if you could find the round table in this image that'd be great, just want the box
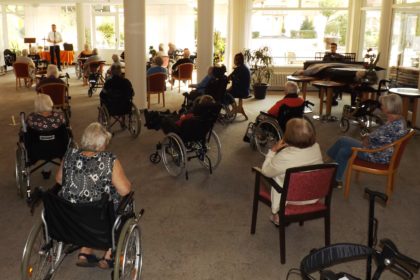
[389,88,420,128]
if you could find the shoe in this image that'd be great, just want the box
[334,181,343,189]
[270,214,280,227]
[332,100,339,106]
[98,258,114,269]
[76,253,98,267]
[41,171,51,180]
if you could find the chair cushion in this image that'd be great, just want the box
[353,158,389,170]
[284,202,326,216]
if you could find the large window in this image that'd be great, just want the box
[92,5,124,50]
[6,5,24,52]
[360,1,381,55]
[250,0,349,66]
[388,1,420,67]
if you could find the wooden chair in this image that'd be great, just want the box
[147,73,167,109]
[13,62,33,89]
[344,129,415,204]
[250,164,337,264]
[38,82,71,122]
[171,63,193,93]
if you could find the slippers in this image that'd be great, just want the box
[76,253,98,267]
[98,257,114,269]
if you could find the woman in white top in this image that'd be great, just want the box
[261,118,323,226]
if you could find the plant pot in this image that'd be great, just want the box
[253,83,269,99]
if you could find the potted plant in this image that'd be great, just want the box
[243,46,273,99]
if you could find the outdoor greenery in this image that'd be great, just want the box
[97,22,115,46]
[213,30,225,64]
[243,46,273,85]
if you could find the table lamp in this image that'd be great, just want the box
[24,37,36,50]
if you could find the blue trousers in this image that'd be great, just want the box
[326,136,368,181]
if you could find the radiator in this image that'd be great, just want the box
[269,72,290,90]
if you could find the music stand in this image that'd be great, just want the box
[24,37,36,50]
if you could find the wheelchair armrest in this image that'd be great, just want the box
[259,111,275,118]
[116,191,134,215]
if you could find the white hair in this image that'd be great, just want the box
[21,49,29,57]
[46,64,59,78]
[34,94,53,113]
[284,81,300,95]
[81,122,112,152]
[380,93,402,115]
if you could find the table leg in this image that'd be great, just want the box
[326,88,333,116]
[319,88,324,116]
[402,97,409,122]
[301,82,307,100]
[411,98,418,128]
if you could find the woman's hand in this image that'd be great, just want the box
[271,139,287,153]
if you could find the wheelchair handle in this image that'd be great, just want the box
[365,188,388,204]
[304,100,315,107]
[380,239,420,270]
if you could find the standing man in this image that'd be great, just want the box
[47,24,63,71]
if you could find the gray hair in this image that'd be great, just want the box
[21,49,29,57]
[34,94,53,113]
[380,93,402,115]
[81,122,112,152]
[92,48,98,55]
[46,64,59,78]
[284,81,300,95]
[153,56,163,66]
[112,54,119,63]
[158,43,164,51]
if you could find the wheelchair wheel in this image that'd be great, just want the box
[198,130,222,170]
[339,118,350,133]
[113,219,142,280]
[128,104,141,138]
[220,103,237,123]
[75,63,82,79]
[98,105,110,129]
[161,133,186,177]
[21,218,58,280]
[15,146,29,198]
[254,119,281,156]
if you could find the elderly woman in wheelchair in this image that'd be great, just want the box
[21,122,143,280]
[15,94,70,197]
[146,95,222,179]
[98,64,141,138]
[244,81,314,155]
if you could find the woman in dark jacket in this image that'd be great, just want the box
[227,53,251,98]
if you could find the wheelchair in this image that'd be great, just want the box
[149,104,222,180]
[21,187,144,280]
[37,79,71,123]
[98,95,141,138]
[245,101,314,156]
[15,112,73,198]
[85,60,106,97]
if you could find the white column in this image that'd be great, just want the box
[76,3,85,52]
[347,0,362,58]
[377,0,393,69]
[197,0,214,81]
[124,0,147,109]
[227,0,251,71]
[2,5,9,49]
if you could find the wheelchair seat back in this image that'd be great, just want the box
[42,188,115,250]
[38,83,68,107]
[277,104,305,132]
[24,125,70,165]
[180,103,221,142]
[205,76,228,103]
[101,90,132,116]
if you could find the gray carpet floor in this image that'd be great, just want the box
[0,67,419,280]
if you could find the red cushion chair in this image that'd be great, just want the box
[250,163,337,264]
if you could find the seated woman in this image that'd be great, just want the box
[27,94,66,179]
[83,48,103,85]
[147,56,168,77]
[326,93,407,188]
[227,52,251,99]
[267,81,304,118]
[15,49,36,81]
[144,95,217,135]
[261,118,323,226]
[55,122,132,268]
[100,64,134,116]
[78,43,93,58]
[170,48,193,84]
[36,64,65,92]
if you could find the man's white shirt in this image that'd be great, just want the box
[47,31,62,46]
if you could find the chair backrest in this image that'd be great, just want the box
[87,61,105,73]
[13,62,30,78]
[314,52,355,62]
[178,63,194,80]
[180,103,222,142]
[38,83,68,106]
[42,188,115,249]
[25,125,70,164]
[277,103,305,132]
[281,164,337,205]
[147,73,167,92]
[390,129,415,170]
[204,76,228,103]
[161,56,170,68]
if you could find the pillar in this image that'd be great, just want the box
[196,0,214,81]
[124,0,147,109]
[377,0,393,69]
[76,3,85,52]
